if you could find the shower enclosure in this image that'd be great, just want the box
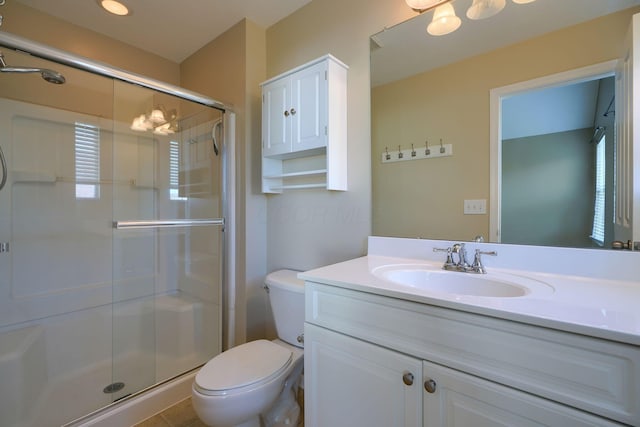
[0,33,229,427]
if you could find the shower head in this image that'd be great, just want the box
[40,69,66,85]
[0,53,66,84]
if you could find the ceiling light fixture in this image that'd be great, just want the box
[406,0,536,36]
[98,0,131,16]
[130,106,178,135]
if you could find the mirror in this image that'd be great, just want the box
[371,0,640,250]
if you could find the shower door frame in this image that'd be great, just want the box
[0,28,236,421]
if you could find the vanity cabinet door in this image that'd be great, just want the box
[305,323,422,427]
[422,361,624,427]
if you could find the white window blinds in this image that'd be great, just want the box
[591,135,606,245]
[169,140,185,200]
[75,122,100,199]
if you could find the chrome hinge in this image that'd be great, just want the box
[325,70,327,80]
[0,242,8,253]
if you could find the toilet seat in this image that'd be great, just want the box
[194,339,292,396]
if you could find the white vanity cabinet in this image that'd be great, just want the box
[305,323,422,427]
[261,55,347,193]
[304,281,639,427]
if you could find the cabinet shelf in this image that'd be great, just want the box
[269,183,328,191]
[263,169,327,180]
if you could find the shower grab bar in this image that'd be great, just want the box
[113,218,224,229]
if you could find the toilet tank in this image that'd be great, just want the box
[265,269,305,348]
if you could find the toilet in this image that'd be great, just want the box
[192,269,305,427]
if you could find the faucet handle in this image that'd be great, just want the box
[472,249,497,274]
[433,247,455,268]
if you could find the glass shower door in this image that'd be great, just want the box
[110,81,224,400]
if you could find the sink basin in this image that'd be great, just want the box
[372,265,552,298]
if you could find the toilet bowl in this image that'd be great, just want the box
[192,270,305,427]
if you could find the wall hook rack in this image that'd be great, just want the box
[381,141,453,164]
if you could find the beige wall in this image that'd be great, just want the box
[264,0,412,272]
[372,7,639,241]
[2,2,180,84]
[179,19,269,345]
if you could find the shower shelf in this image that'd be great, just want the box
[11,171,157,189]
[12,170,56,183]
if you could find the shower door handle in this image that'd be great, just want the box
[0,145,7,191]
[113,218,225,229]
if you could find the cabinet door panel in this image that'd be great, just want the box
[423,361,624,427]
[305,323,422,427]
[262,78,290,157]
[291,61,328,152]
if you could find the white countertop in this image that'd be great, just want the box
[299,251,640,346]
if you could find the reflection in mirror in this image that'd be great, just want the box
[371,0,640,250]
[497,74,615,248]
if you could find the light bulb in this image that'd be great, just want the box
[98,0,130,16]
[405,0,447,11]
[150,109,165,124]
[467,0,506,20]
[427,3,461,36]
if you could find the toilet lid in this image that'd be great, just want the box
[196,340,292,393]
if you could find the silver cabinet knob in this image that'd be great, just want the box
[297,334,304,343]
[424,379,437,393]
[284,110,290,117]
[402,372,414,386]
[290,108,296,115]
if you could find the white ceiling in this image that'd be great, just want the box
[14,0,312,63]
[371,0,640,87]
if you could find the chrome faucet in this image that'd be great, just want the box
[433,243,497,274]
[471,249,497,274]
[452,243,469,270]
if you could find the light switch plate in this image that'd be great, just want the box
[464,199,486,215]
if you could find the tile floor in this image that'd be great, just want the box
[133,390,304,427]
[133,398,206,427]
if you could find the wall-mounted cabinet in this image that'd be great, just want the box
[261,55,347,193]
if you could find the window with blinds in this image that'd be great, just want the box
[75,122,100,199]
[591,135,606,245]
[169,140,186,201]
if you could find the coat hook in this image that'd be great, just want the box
[398,145,403,159]
[425,140,430,156]
[385,146,390,161]
[439,138,445,154]
[411,144,416,157]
